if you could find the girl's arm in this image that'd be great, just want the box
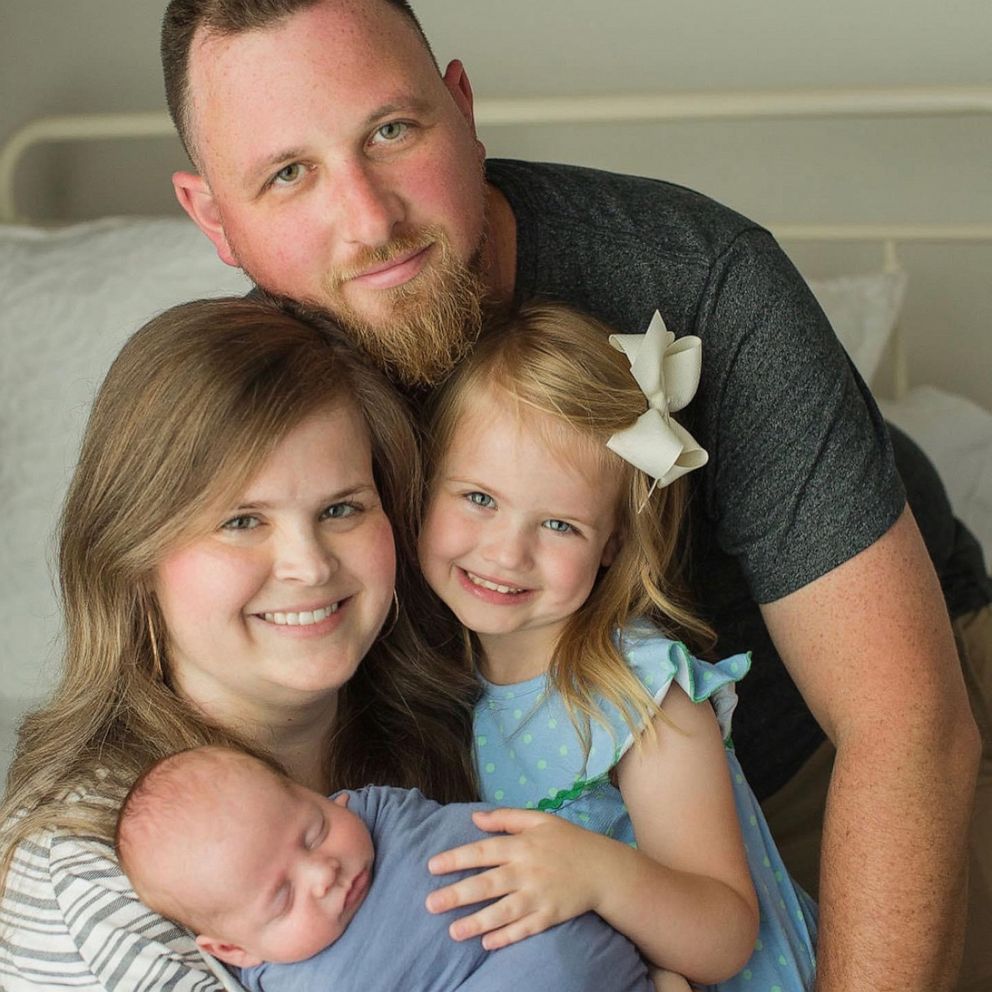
[427,685,757,984]
[603,683,758,981]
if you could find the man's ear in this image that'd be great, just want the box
[172,171,239,268]
[441,60,485,155]
[196,933,262,969]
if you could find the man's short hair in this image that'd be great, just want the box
[161,0,436,163]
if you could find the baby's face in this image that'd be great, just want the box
[205,776,374,966]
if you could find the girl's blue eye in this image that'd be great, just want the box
[466,492,495,509]
[543,519,573,534]
[322,502,357,520]
[222,514,259,531]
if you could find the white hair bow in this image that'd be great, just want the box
[606,310,708,491]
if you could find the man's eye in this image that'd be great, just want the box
[374,121,409,143]
[221,514,259,531]
[466,492,495,509]
[543,519,574,534]
[272,163,305,186]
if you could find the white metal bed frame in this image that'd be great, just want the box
[3,84,991,397]
[4,84,991,225]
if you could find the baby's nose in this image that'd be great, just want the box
[310,857,340,898]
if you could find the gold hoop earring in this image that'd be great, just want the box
[146,607,164,682]
[380,589,401,640]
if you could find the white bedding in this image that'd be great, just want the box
[0,219,250,782]
[1,217,990,784]
[880,386,992,560]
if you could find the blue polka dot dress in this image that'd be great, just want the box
[473,623,818,991]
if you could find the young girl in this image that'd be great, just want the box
[419,302,818,991]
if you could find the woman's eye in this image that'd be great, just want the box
[543,519,574,534]
[221,514,259,531]
[272,162,305,186]
[373,121,409,143]
[322,502,358,520]
[466,492,495,509]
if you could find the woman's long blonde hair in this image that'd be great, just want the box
[1,297,478,890]
[424,301,714,747]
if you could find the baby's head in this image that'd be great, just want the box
[116,747,375,968]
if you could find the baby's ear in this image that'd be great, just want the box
[333,792,350,808]
[195,933,262,969]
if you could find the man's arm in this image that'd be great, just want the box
[762,505,980,992]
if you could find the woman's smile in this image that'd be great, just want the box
[155,403,396,721]
[259,599,346,626]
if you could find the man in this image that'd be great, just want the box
[161,2,990,990]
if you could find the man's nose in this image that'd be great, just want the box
[335,161,405,248]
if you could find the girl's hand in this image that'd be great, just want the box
[425,807,607,949]
[649,967,694,992]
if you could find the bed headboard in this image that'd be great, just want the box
[4,83,990,404]
[5,83,992,225]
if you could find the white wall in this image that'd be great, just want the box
[1,0,990,407]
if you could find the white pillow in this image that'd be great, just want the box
[0,217,250,706]
[806,270,908,385]
[879,386,992,566]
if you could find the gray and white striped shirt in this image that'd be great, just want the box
[0,825,231,991]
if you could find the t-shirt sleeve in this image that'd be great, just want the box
[0,831,224,992]
[696,228,905,603]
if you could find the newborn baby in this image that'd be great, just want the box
[115,746,652,992]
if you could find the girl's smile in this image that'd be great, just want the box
[458,566,533,601]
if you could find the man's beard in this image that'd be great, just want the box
[246,226,488,390]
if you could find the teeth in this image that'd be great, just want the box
[263,603,340,626]
[465,571,524,595]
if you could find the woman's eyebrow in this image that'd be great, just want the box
[230,484,378,512]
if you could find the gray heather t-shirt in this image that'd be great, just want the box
[238,786,650,992]
[486,159,991,797]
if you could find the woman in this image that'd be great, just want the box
[0,298,477,991]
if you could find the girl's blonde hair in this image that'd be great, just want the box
[424,301,714,746]
[1,297,477,891]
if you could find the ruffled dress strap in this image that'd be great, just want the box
[618,623,751,747]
